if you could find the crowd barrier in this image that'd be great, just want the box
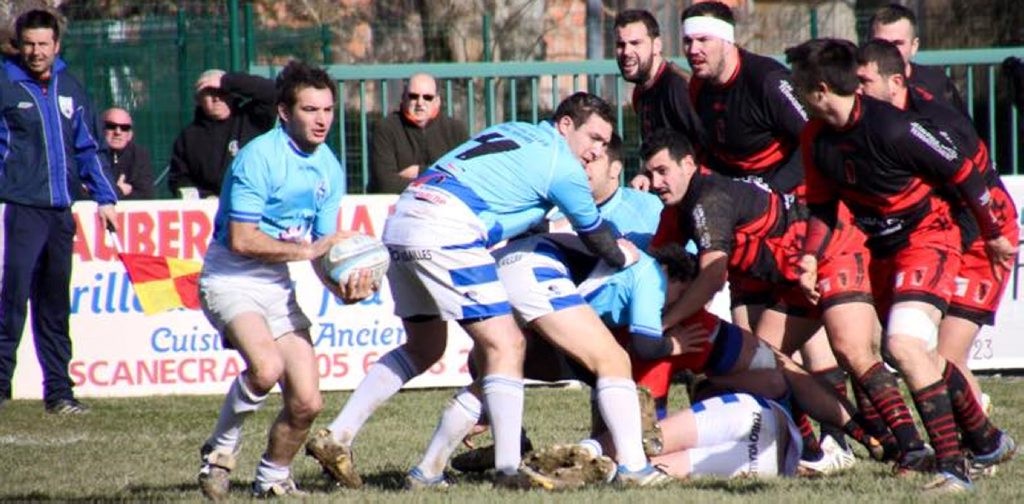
[10,183,1024,399]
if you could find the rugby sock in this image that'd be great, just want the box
[858,362,925,453]
[814,367,851,449]
[209,374,267,451]
[911,380,965,474]
[851,378,897,446]
[415,387,482,479]
[942,362,1001,455]
[794,408,823,461]
[596,378,647,472]
[482,374,524,475]
[328,347,419,445]
[253,454,291,489]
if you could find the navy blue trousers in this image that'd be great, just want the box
[0,203,76,402]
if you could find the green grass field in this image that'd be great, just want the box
[1,377,1021,502]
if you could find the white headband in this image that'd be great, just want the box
[682,16,735,44]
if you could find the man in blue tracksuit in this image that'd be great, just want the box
[0,10,118,414]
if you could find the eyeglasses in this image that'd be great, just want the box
[104,122,132,132]
[407,93,436,102]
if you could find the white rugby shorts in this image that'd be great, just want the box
[386,244,512,321]
[493,236,587,323]
[199,272,311,339]
[687,393,802,477]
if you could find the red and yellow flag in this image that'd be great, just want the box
[117,253,202,315]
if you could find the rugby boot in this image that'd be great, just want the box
[305,428,362,488]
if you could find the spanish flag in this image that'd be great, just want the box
[118,253,202,315]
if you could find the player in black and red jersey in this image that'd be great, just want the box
[869,3,967,115]
[614,9,704,148]
[671,5,863,460]
[788,38,1017,493]
[677,1,807,196]
[856,38,1019,470]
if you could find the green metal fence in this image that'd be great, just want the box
[252,47,1024,193]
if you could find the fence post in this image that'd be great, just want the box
[244,2,256,70]
[177,9,190,127]
[321,23,333,64]
[586,0,602,92]
[809,6,818,39]
[483,14,494,126]
[228,0,241,72]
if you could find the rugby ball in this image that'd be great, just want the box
[318,234,390,285]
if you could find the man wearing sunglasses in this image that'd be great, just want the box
[101,108,154,200]
[367,73,468,193]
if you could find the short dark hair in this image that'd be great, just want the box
[607,132,623,166]
[870,4,917,30]
[639,128,695,164]
[276,60,337,109]
[552,92,615,129]
[16,9,61,42]
[614,9,660,38]
[858,39,906,80]
[650,243,699,282]
[681,1,735,25]
[785,38,861,97]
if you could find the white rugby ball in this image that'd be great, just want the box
[319,234,390,285]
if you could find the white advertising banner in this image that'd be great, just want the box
[10,179,1024,399]
[971,175,1024,370]
[11,196,473,399]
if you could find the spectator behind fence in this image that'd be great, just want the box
[367,73,468,193]
[168,69,276,199]
[0,9,118,415]
[101,107,154,199]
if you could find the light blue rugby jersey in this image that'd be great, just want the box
[211,125,345,246]
[594,187,662,251]
[422,121,604,246]
[582,253,666,339]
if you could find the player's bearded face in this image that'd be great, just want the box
[855,63,892,103]
[280,86,336,152]
[615,23,658,84]
[646,149,689,206]
[684,34,727,81]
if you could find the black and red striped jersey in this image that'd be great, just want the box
[689,49,808,194]
[801,95,997,257]
[632,61,706,146]
[658,169,807,282]
[908,62,967,117]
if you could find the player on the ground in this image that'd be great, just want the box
[788,38,1017,492]
[306,92,640,489]
[856,38,1019,467]
[195,60,376,500]
[869,3,967,115]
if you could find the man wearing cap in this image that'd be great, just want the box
[101,107,154,200]
[167,69,276,198]
[367,73,467,194]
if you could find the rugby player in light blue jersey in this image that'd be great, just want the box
[307,93,642,490]
[195,61,377,500]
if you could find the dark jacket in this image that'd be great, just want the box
[0,57,116,208]
[107,142,155,200]
[167,72,276,198]
[368,111,468,193]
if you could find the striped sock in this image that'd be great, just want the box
[911,380,965,473]
[942,362,1001,455]
[858,362,925,453]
